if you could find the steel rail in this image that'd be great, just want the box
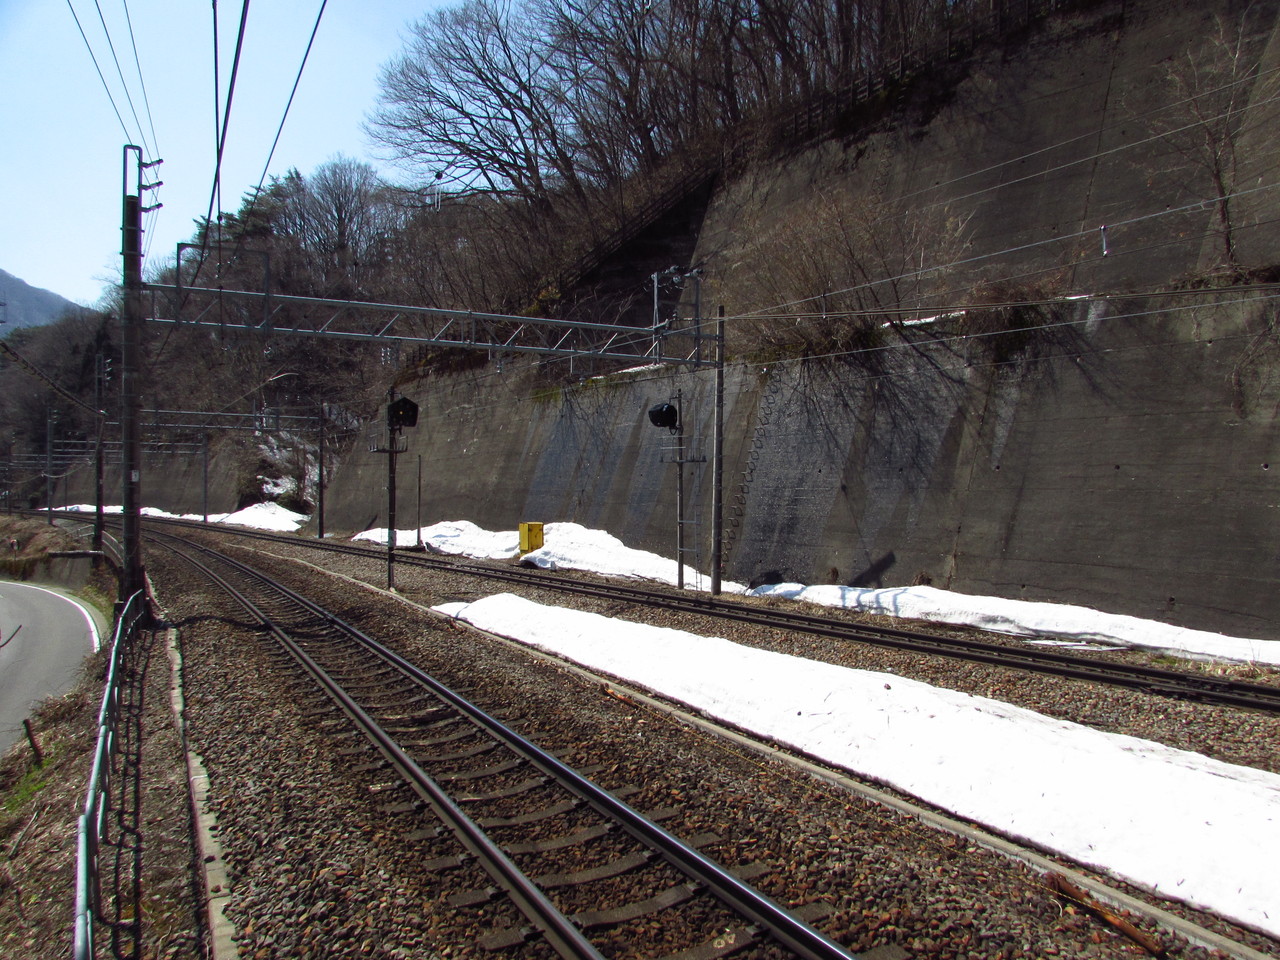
[162,517,1280,714]
[75,513,1280,714]
[440,564,1280,713]
[157,535,607,960]
[157,532,861,960]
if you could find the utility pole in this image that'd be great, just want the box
[675,389,685,590]
[45,409,54,525]
[121,144,162,604]
[316,405,325,540]
[93,352,106,552]
[711,306,725,595]
[388,396,398,590]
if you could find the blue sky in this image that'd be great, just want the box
[0,0,443,307]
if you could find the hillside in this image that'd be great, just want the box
[0,268,78,331]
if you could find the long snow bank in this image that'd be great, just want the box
[752,583,1280,666]
[435,592,1280,940]
[359,519,1279,665]
[60,502,309,532]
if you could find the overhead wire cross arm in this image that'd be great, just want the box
[139,282,702,365]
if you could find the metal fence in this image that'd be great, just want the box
[73,590,147,960]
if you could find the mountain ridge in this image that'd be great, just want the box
[0,268,80,332]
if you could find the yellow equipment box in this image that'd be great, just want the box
[519,521,544,553]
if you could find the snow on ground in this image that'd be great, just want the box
[434,591,1280,939]
[752,583,1280,667]
[60,502,309,532]
[361,519,1279,666]
[521,522,747,591]
[214,502,309,531]
[357,520,749,590]
[353,519,519,557]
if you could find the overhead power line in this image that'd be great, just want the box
[894,61,1280,216]
[0,341,104,417]
[87,0,156,159]
[65,0,134,143]
[215,0,330,255]
[740,176,1280,321]
[119,0,161,164]
[253,0,329,196]
[205,0,252,233]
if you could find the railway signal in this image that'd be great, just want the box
[375,392,419,590]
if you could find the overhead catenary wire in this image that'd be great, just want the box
[65,0,135,144]
[185,0,332,296]
[85,0,157,160]
[742,208,1280,326]
[738,289,1280,373]
[212,0,222,216]
[204,0,252,244]
[252,0,329,197]
[216,0,331,254]
[115,0,161,160]
[733,38,1280,320]
[738,113,1280,322]
[153,5,1280,408]
[736,176,1280,322]
[119,0,164,264]
[889,59,1280,216]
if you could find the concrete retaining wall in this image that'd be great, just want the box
[320,292,1280,641]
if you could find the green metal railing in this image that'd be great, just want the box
[73,590,147,960]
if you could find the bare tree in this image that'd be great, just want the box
[1144,8,1279,278]
[371,0,585,212]
[723,182,971,357]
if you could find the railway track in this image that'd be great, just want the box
[127,516,1280,717]
[153,530,862,960]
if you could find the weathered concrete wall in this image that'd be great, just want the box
[320,292,1279,641]
[58,445,248,517]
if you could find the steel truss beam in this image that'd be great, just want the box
[142,283,707,367]
[118,409,321,433]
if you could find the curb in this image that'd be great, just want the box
[164,627,238,960]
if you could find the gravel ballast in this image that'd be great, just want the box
[140,530,1280,959]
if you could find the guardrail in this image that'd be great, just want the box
[73,590,147,960]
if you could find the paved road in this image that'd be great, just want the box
[0,582,104,757]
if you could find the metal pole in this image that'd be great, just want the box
[121,147,145,601]
[416,454,423,547]
[652,271,664,362]
[692,272,702,369]
[45,409,53,525]
[93,424,104,552]
[316,405,325,539]
[202,434,209,523]
[676,389,685,590]
[652,271,660,344]
[387,391,397,590]
[711,306,725,595]
[93,357,104,551]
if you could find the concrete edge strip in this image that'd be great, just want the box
[163,624,238,960]
[241,546,1275,960]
